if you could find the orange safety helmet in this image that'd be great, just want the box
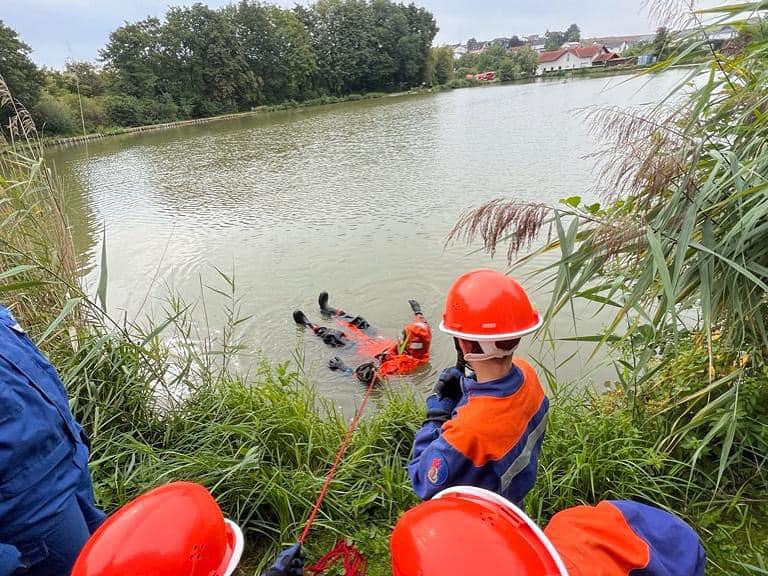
[400,319,432,360]
[440,269,541,360]
[391,486,568,576]
[72,482,244,576]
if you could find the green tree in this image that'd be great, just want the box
[32,93,75,135]
[426,45,454,85]
[295,0,372,95]
[653,26,670,58]
[62,61,106,98]
[434,46,454,85]
[476,44,507,71]
[0,20,43,125]
[509,46,539,76]
[160,4,258,115]
[457,51,479,73]
[544,30,566,50]
[623,41,652,58]
[399,3,438,86]
[233,2,316,104]
[297,0,436,94]
[566,23,581,42]
[100,18,163,99]
[498,59,521,82]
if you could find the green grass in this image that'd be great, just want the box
[46,316,765,575]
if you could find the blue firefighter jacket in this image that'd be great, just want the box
[408,358,548,504]
[545,500,706,575]
[0,306,95,575]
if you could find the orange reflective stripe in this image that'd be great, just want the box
[442,359,545,466]
[544,501,650,576]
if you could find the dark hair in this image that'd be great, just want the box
[462,338,520,355]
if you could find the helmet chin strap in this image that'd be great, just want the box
[463,340,519,363]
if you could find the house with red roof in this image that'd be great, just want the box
[536,44,620,75]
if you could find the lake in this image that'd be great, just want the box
[52,70,688,412]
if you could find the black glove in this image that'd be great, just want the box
[355,362,377,384]
[408,299,423,316]
[433,367,464,401]
[349,316,370,330]
[328,356,352,373]
[316,327,346,347]
[425,394,458,424]
[263,543,304,576]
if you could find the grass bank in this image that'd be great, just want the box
[55,319,768,575]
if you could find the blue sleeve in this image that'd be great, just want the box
[408,423,458,500]
[0,543,21,576]
[409,394,459,500]
[408,397,498,501]
[611,501,706,576]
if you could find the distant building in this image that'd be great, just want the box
[452,44,468,59]
[466,38,483,52]
[524,34,547,53]
[584,34,655,55]
[692,25,737,42]
[536,44,619,75]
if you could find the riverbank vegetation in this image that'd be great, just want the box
[1,0,440,137]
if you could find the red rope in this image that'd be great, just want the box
[297,373,379,575]
[306,539,368,576]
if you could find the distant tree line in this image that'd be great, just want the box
[0,0,439,136]
[455,44,539,81]
[544,24,581,50]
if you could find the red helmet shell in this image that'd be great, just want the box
[72,482,243,576]
[391,486,568,576]
[440,269,542,341]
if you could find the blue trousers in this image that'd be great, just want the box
[15,487,105,576]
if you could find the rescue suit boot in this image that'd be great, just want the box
[293,310,347,347]
[319,292,370,329]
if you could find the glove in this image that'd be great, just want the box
[408,299,423,316]
[328,356,352,373]
[349,316,370,330]
[0,544,22,576]
[316,327,346,348]
[433,367,464,401]
[425,394,458,424]
[355,362,377,384]
[263,543,304,576]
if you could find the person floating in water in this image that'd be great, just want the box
[293,293,431,384]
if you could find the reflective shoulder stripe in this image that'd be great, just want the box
[500,410,548,491]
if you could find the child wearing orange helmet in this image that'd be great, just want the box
[408,269,548,505]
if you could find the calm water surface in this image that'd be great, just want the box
[52,71,688,411]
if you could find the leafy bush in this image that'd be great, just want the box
[103,94,148,127]
[32,93,76,135]
[499,60,522,82]
[60,93,109,132]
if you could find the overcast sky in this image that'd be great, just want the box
[3,0,720,69]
